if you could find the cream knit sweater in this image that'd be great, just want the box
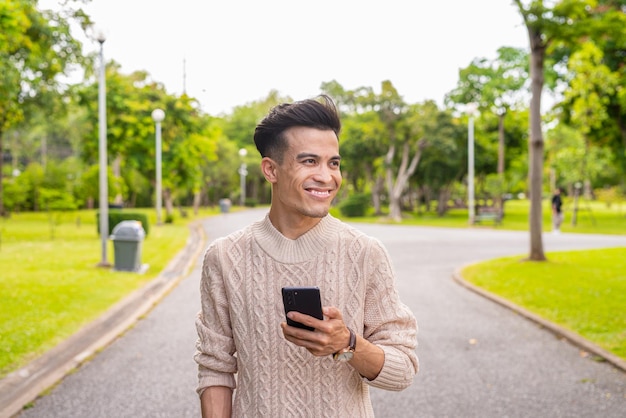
[194,214,418,417]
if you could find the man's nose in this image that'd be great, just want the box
[313,164,333,182]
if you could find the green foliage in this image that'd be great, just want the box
[545,123,617,189]
[338,193,371,217]
[2,172,31,212]
[0,0,85,213]
[595,186,624,208]
[97,211,150,237]
[244,198,257,207]
[445,46,529,112]
[39,188,77,212]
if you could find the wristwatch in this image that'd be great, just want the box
[333,327,356,362]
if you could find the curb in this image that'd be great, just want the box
[0,220,206,418]
[452,264,626,374]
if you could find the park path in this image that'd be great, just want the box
[16,208,626,417]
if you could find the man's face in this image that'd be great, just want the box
[269,126,342,220]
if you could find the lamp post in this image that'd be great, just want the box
[96,28,110,267]
[467,102,478,225]
[238,148,248,206]
[151,109,165,225]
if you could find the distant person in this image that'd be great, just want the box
[551,188,563,233]
[194,95,418,417]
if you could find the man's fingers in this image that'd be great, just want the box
[322,306,343,320]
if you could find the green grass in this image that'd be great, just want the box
[332,198,626,234]
[0,208,219,378]
[461,248,626,361]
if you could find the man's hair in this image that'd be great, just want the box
[253,95,341,163]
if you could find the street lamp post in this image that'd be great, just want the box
[96,29,110,267]
[467,103,478,225]
[238,148,248,206]
[151,109,165,225]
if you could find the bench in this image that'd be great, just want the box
[474,206,501,225]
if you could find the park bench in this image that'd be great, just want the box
[474,206,501,225]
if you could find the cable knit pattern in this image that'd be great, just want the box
[194,214,418,417]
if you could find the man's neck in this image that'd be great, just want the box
[267,209,324,240]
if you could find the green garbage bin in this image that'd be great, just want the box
[110,220,145,272]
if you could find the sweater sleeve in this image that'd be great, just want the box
[193,241,237,396]
[361,238,419,391]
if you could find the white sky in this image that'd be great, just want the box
[41,0,528,115]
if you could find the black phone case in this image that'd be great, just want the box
[282,286,323,331]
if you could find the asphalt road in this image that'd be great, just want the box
[16,208,626,417]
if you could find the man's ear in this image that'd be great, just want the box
[261,157,278,183]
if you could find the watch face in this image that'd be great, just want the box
[336,351,353,362]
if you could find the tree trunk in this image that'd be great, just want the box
[436,188,450,216]
[527,26,547,261]
[372,174,384,215]
[164,188,174,218]
[193,190,201,215]
[386,139,426,222]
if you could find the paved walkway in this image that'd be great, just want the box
[4,208,626,417]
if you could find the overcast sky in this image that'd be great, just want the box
[40,0,528,115]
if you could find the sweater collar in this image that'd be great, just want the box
[252,214,341,263]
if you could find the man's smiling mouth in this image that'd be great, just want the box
[306,188,332,196]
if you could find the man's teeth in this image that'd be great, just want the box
[309,190,330,196]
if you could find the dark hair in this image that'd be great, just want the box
[253,95,341,163]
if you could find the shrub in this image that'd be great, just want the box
[338,193,371,217]
[96,211,150,236]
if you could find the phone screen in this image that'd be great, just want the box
[282,286,323,331]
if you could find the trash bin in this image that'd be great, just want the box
[219,198,231,213]
[110,220,145,272]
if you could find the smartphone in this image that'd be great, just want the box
[282,286,324,331]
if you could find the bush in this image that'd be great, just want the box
[338,193,371,217]
[96,211,150,236]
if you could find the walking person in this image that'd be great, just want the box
[194,95,418,417]
[552,188,564,233]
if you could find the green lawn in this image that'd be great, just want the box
[461,248,626,360]
[0,208,218,378]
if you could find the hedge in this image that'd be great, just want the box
[96,211,150,237]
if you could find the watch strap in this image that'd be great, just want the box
[333,327,356,360]
[347,327,356,351]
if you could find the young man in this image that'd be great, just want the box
[194,95,418,417]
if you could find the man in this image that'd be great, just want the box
[194,95,418,417]
[551,188,563,233]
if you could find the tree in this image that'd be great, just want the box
[371,81,429,222]
[446,46,529,214]
[513,0,616,261]
[413,109,467,216]
[556,3,626,180]
[0,0,86,215]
